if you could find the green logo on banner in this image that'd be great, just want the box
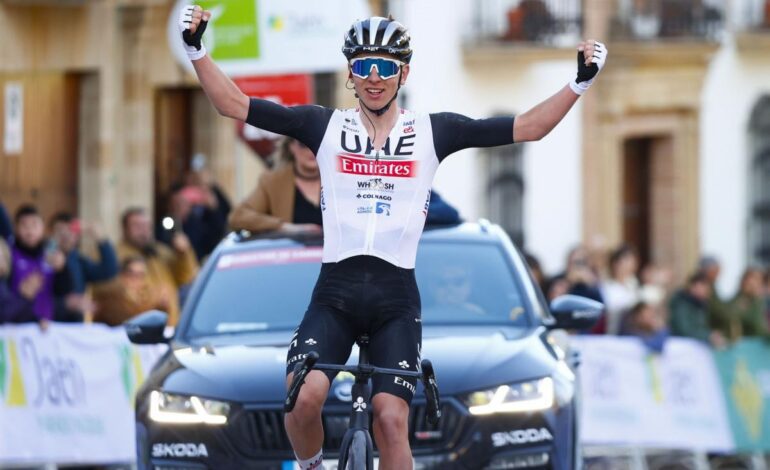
[714,339,770,451]
[118,344,146,407]
[198,0,260,61]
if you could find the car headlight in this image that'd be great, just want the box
[149,390,230,425]
[464,377,554,415]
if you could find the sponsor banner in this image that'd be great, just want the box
[168,0,371,76]
[572,336,734,451]
[713,339,770,451]
[0,324,165,464]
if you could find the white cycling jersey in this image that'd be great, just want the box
[316,108,437,268]
[245,100,515,268]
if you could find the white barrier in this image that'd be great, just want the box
[0,327,743,465]
[572,336,734,452]
[0,323,165,466]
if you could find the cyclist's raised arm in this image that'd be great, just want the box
[431,40,607,160]
[513,39,607,142]
[180,6,248,120]
[191,55,250,121]
[180,5,333,151]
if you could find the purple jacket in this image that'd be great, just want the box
[9,243,57,321]
[0,280,37,323]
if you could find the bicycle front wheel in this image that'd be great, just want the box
[345,430,369,470]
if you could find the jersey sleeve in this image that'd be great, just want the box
[429,112,515,161]
[245,99,334,154]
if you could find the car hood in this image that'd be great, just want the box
[157,326,557,403]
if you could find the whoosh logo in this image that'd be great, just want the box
[0,339,28,406]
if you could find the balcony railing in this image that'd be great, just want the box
[466,0,583,47]
[610,0,724,41]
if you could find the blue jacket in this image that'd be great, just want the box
[66,241,119,293]
[426,190,461,225]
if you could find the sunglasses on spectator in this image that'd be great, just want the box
[349,57,403,80]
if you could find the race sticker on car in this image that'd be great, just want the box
[282,459,380,469]
[217,247,323,270]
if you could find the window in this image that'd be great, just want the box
[748,95,770,264]
[485,138,525,247]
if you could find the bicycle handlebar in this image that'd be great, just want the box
[284,352,441,426]
[284,351,319,412]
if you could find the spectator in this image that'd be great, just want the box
[160,154,231,261]
[50,213,118,292]
[117,207,198,326]
[562,245,604,303]
[713,268,770,341]
[697,255,729,327]
[159,181,228,262]
[7,205,71,322]
[93,257,170,326]
[668,272,725,347]
[600,244,640,334]
[638,262,672,306]
[50,213,118,322]
[425,190,461,225]
[0,200,11,241]
[619,301,670,353]
[0,238,38,324]
[230,137,322,234]
[544,274,570,302]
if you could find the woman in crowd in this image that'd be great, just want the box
[229,137,322,234]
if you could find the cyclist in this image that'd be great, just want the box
[179,7,607,470]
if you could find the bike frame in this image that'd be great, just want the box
[285,335,441,469]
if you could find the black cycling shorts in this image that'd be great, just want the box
[286,255,422,404]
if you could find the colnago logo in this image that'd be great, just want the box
[338,153,418,178]
[491,428,554,447]
[152,443,209,458]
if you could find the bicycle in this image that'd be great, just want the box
[285,335,442,470]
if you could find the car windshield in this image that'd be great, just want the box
[186,242,530,338]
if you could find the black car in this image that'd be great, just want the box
[127,221,602,470]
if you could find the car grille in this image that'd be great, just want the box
[227,400,468,458]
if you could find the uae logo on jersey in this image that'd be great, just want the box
[337,153,418,178]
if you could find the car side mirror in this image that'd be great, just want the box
[124,310,170,344]
[548,295,604,330]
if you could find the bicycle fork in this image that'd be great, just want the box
[337,376,375,470]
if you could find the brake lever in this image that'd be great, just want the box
[420,359,441,425]
[284,351,319,412]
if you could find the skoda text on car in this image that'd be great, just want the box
[128,221,602,470]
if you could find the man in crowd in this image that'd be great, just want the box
[50,212,119,321]
[93,257,169,326]
[668,271,725,347]
[117,207,198,325]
